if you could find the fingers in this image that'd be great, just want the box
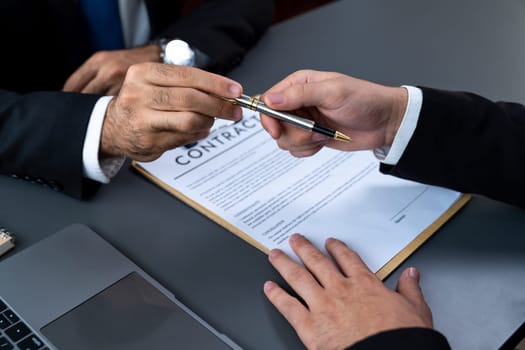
[325,238,374,278]
[268,248,323,301]
[63,51,111,93]
[263,281,309,330]
[130,63,243,98]
[396,267,433,326]
[100,64,245,160]
[396,268,422,303]
[260,116,326,158]
[76,63,127,95]
[263,118,325,157]
[121,63,243,121]
[81,76,112,95]
[264,70,340,97]
[64,67,118,95]
[260,113,282,139]
[263,82,327,111]
[288,234,343,288]
[263,71,340,112]
[260,70,340,154]
[289,144,324,158]
[63,65,96,92]
[148,86,242,121]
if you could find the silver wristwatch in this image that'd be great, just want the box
[157,38,195,66]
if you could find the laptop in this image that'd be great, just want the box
[0,224,241,350]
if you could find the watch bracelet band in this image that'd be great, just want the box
[152,38,170,62]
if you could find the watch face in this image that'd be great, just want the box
[164,39,195,66]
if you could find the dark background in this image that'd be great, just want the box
[182,0,335,23]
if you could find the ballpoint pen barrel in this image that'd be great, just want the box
[231,94,351,142]
[312,124,337,138]
[254,103,315,131]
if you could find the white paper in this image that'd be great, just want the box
[137,111,461,272]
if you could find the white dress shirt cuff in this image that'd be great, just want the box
[82,96,126,184]
[373,86,423,165]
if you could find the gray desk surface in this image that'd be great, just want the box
[2,1,525,349]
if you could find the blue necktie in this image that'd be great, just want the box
[80,0,124,51]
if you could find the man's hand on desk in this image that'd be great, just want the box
[260,70,407,157]
[63,45,162,95]
[263,234,433,349]
[98,63,243,162]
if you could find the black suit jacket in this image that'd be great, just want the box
[0,90,100,198]
[350,328,451,350]
[0,0,273,198]
[352,86,525,349]
[381,87,525,209]
[0,0,274,92]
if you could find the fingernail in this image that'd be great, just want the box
[407,267,420,280]
[266,92,284,105]
[312,132,329,143]
[326,237,337,245]
[289,233,302,243]
[263,281,275,293]
[233,106,243,120]
[229,84,242,96]
[269,249,281,260]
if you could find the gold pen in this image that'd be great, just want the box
[224,94,351,142]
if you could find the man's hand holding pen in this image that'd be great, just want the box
[259,70,408,157]
[228,94,350,142]
[100,64,243,161]
[99,66,408,163]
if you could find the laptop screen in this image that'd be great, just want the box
[41,272,232,349]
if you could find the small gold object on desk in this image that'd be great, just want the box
[0,226,15,257]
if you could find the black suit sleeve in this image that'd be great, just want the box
[154,0,274,73]
[0,90,101,198]
[380,87,525,209]
[348,328,451,350]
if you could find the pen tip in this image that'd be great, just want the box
[335,131,352,142]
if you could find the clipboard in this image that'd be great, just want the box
[132,113,470,280]
[133,160,470,280]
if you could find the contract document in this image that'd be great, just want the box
[134,111,469,279]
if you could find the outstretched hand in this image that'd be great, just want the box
[260,70,408,157]
[264,234,433,349]
[99,63,243,161]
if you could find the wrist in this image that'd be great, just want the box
[83,96,116,183]
[99,98,120,159]
[385,87,408,147]
[142,43,163,63]
[151,38,196,66]
[381,86,422,166]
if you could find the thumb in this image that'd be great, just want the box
[263,81,330,111]
[397,267,433,325]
